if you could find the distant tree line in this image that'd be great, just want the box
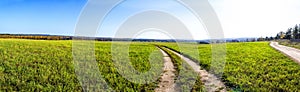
[257,36,275,41]
[0,34,72,40]
[0,34,175,42]
[275,24,300,40]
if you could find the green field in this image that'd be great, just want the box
[159,42,300,91]
[0,39,167,91]
[1,39,300,91]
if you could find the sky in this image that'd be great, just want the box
[0,0,300,39]
[211,0,300,39]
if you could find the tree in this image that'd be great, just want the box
[275,24,300,40]
[285,28,292,39]
[275,34,280,39]
[270,37,274,40]
[298,24,300,39]
[265,36,269,41]
[293,24,299,39]
[257,37,265,41]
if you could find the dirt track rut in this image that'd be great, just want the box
[155,48,176,92]
[161,47,226,92]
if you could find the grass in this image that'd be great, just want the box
[277,40,300,49]
[2,39,300,91]
[157,46,205,92]
[159,42,300,91]
[0,39,80,91]
[0,39,165,91]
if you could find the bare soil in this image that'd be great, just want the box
[164,47,226,92]
[154,48,176,92]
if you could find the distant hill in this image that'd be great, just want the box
[0,34,258,43]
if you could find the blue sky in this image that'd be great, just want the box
[1,0,300,39]
[0,0,86,35]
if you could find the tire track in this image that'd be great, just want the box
[161,47,226,92]
[155,48,176,92]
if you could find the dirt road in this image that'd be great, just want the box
[163,47,226,92]
[270,42,300,63]
[155,48,176,92]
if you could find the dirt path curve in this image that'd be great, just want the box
[155,48,176,92]
[270,41,300,64]
[163,47,226,92]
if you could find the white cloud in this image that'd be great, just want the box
[209,0,300,38]
[98,0,300,39]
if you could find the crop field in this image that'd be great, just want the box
[1,39,300,91]
[0,39,168,91]
[159,42,300,91]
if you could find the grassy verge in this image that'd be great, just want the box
[277,40,300,49]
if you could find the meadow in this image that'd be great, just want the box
[159,42,300,91]
[1,39,300,91]
[0,39,166,91]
